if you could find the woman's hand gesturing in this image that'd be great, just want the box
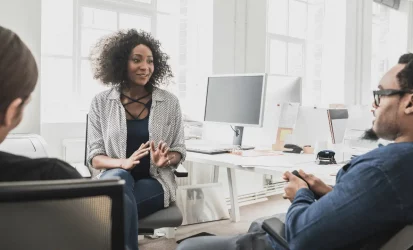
[121,141,150,170]
[150,141,173,168]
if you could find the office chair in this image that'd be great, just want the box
[262,216,413,250]
[85,115,187,238]
[0,179,124,250]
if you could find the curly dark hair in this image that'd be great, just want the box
[90,29,173,92]
[397,53,413,91]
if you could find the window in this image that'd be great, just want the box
[371,3,391,90]
[267,0,325,106]
[41,0,211,123]
[371,2,408,90]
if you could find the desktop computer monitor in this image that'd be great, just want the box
[204,73,266,146]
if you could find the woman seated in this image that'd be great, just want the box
[86,29,186,250]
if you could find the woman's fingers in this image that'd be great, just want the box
[138,141,150,150]
[150,141,156,152]
[150,141,168,154]
[162,145,169,154]
[160,142,167,152]
[140,141,150,150]
[133,147,150,156]
[157,141,163,151]
[134,150,149,160]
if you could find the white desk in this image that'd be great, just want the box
[185,151,344,222]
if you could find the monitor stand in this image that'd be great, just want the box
[232,126,254,150]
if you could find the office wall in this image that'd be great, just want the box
[409,1,413,52]
[212,0,266,74]
[354,0,410,105]
[321,0,347,105]
[344,0,367,106]
[0,0,41,134]
[0,0,82,159]
[245,0,267,73]
[195,0,269,198]
[212,0,236,74]
[180,0,213,122]
[41,123,86,161]
[387,0,409,65]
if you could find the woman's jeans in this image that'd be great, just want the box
[100,169,164,250]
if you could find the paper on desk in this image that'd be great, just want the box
[234,156,294,168]
[230,150,282,157]
[278,103,300,129]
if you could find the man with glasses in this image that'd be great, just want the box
[363,53,413,141]
[177,53,413,250]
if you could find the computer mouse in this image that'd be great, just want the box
[291,170,321,200]
[283,144,303,154]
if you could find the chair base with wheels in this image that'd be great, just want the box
[138,202,183,239]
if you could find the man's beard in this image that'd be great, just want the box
[361,128,379,141]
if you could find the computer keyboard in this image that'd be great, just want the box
[186,145,231,154]
[186,142,255,155]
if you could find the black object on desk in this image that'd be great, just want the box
[283,144,303,154]
[316,150,337,165]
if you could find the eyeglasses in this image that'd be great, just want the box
[373,89,412,106]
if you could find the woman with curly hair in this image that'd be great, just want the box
[86,29,186,250]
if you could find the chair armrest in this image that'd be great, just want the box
[174,164,188,177]
[71,163,92,178]
[262,217,290,250]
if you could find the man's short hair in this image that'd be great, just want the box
[398,53,413,64]
[397,53,413,91]
[0,26,38,124]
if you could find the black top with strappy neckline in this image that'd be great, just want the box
[123,93,152,179]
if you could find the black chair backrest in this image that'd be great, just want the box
[0,179,125,250]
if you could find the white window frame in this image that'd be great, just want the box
[41,0,189,122]
[76,0,157,104]
[265,34,306,78]
[266,0,325,106]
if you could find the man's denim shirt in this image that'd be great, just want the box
[270,142,413,250]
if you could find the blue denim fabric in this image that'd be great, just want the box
[270,142,413,250]
[100,169,164,250]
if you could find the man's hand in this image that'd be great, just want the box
[150,141,173,168]
[121,141,150,170]
[298,169,333,197]
[283,171,309,202]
